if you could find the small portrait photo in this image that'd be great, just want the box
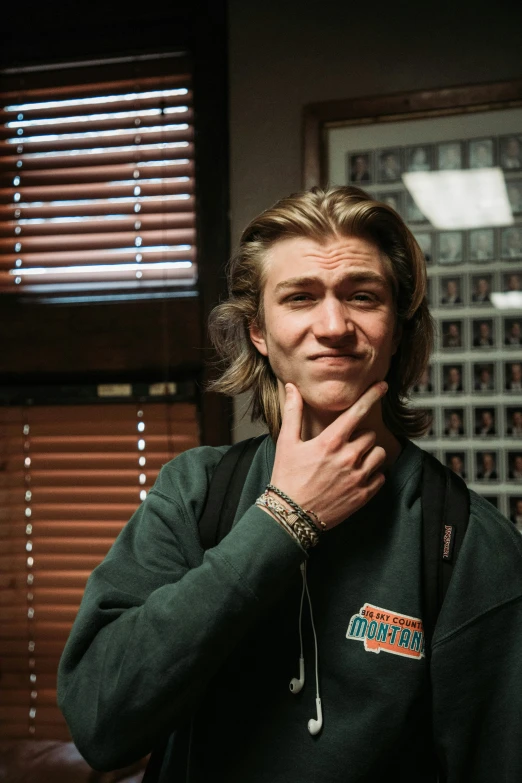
[376,190,403,215]
[471,274,492,305]
[507,452,522,481]
[506,407,522,437]
[505,361,522,391]
[414,232,433,264]
[405,145,432,172]
[418,408,435,437]
[468,138,495,169]
[473,363,495,392]
[469,228,495,262]
[507,180,522,215]
[504,317,522,346]
[412,365,434,394]
[475,451,499,481]
[442,363,464,393]
[474,407,496,437]
[443,408,465,438]
[377,148,402,183]
[499,135,522,171]
[437,141,463,171]
[440,276,464,306]
[503,271,522,292]
[445,451,467,480]
[501,226,522,259]
[509,497,522,530]
[438,231,463,264]
[441,320,464,349]
[347,151,372,184]
[405,193,427,223]
[472,318,494,348]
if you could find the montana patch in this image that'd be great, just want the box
[346,603,425,660]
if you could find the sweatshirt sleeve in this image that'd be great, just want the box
[57,446,304,771]
[431,494,522,782]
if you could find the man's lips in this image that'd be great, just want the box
[308,352,362,360]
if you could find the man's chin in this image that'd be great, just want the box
[303,394,358,415]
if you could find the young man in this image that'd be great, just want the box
[58,187,522,782]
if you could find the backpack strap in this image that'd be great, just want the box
[198,435,267,550]
[421,451,470,653]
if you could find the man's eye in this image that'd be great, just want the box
[352,293,374,302]
[288,294,312,302]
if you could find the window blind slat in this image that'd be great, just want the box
[0,160,194,189]
[0,144,196,172]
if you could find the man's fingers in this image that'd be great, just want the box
[326,381,388,441]
[362,445,387,478]
[279,383,303,443]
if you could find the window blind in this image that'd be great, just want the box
[0,56,197,295]
[0,400,199,740]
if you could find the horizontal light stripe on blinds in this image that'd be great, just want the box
[0,160,194,189]
[0,400,200,738]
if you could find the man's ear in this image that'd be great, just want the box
[249,322,269,357]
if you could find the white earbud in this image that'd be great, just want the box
[308,697,323,736]
[289,656,305,694]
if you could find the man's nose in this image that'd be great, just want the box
[313,299,353,339]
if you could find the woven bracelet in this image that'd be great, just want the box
[266,484,326,533]
[255,494,318,549]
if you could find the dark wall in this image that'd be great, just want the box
[1,3,193,68]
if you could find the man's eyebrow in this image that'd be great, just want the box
[273,271,388,294]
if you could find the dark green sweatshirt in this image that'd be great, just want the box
[57,439,522,782]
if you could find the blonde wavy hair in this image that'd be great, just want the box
[208,186,434,440]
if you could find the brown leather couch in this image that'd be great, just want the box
[0,740,146,783]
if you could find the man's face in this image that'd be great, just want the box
[450,456,463,472]
[483,453,494,469]
[447,280,457,296]
[249,235,400,416]
[354,156,367,174]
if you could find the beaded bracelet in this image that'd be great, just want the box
[255,492,319,549]
[256,492,319,548]
[266,483,326,533]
